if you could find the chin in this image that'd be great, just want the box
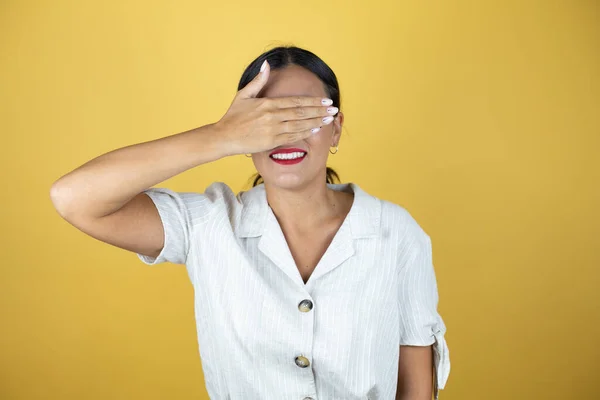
[261,173,309,190]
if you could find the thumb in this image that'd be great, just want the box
[238,60,270,99]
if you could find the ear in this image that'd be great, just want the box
[332,111,344,146]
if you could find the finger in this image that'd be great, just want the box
[269,96,334,109]
[276,129,318,146]
[237,60,270,99]
[279,115,334,134]
[275,105,338,121]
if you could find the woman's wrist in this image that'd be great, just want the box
[189,122,235,160]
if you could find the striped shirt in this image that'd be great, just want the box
[137,181,450,399]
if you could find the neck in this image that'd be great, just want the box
[264,179,342,232]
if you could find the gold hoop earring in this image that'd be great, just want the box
[245,154,252,157]
[329,145,339,154]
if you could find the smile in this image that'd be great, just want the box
[269,149,307,165]
[270,151,307,165]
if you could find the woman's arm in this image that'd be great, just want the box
[49,124,230,259]
[49,60,333,259]
[397,230,450,398]
[50,124,227,220]
[396,345,433,400]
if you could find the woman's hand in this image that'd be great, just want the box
[214,60,338,156]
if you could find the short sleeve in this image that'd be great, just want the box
[398,233,450,399]
[137,188,198,265]
[136,182,237,266]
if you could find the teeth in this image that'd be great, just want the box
[271,152,306,160]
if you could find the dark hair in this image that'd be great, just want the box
[237,46,341,187]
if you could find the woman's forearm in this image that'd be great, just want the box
[50,123,228,219]
[396,345,434,400]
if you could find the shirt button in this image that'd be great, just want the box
[298,299,313,312]
[295,355,310,368]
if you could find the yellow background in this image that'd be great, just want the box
[1,1,598,399]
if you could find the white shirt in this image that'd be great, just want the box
[137,182,450,400]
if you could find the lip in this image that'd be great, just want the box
[269,147,307,166]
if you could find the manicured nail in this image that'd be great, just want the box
[327,107,338,115]
[322,116,334,124]
[260,60,267,72]
[321,98,333,106]
[311,127,321,134]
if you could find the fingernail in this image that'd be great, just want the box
[322,116,334,124]
[327,107,338,115]
[321,98,333,106]
[311,127,321,134]
[260,60,267,72]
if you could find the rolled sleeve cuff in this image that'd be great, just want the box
[136,190,183,265]
[137,247,164,265]
[400,326,451,399]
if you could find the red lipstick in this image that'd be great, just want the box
[269,147,307,165]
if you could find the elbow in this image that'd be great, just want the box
[50,179,75,219]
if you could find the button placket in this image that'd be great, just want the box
[295,295,317,398]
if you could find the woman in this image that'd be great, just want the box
[50,46,450,400]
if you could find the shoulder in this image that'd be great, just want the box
[356,185,430,249]
[195,182,253,218]
[382,200,428,236]
[144,181,242,217]
[202,181,239,203]
[375,198,432,271]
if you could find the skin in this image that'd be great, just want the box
[250,64,350,232]
[397,346,434,400]
[253,65,434,400]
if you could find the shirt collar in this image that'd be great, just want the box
[236,182,381,239]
